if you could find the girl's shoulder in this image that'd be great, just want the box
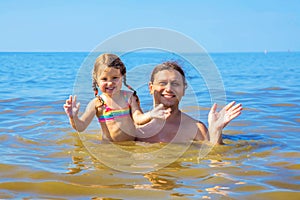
[121,90,139,105]
[121,90,133,100]
[121,90,134,97]
[82,97,103,115]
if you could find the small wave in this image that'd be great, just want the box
[261,87,286,91]
[0,98,22,103]
[271,103,297,107]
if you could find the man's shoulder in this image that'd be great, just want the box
[181,112,198,122]
[181,112,206,127]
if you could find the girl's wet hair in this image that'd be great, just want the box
[150,61,187,85]
[92,53,137,97]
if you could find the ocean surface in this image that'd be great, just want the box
[0,51,299,199]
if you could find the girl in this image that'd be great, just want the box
[64,53,169,142]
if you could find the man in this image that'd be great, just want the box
[137,62,242,144]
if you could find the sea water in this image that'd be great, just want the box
[0,52,299,199]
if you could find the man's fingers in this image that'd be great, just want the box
[209,103,217,113]
[225,101,236,111]
[228,103,242,113]
[229,111,242,120]
[234,103,242,111]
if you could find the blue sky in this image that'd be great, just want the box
[0,0,299,52]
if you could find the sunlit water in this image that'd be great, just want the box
[0,52,299,199]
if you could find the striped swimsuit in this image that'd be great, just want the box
[97,96,131,123]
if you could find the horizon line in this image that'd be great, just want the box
[0,50,298,54]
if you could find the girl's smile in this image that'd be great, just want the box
[98,67,122,96]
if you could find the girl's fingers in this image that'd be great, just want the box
[72,95,77,107]
[155,104,164,112]
[66,95,73,104]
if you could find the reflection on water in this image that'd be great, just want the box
[0,52,300,199]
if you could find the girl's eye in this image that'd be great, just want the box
[101,78,107,81]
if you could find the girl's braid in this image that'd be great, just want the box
[123,74,139,103]
[92,78,98,96]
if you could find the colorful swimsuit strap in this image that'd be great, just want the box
[98,92,131,122]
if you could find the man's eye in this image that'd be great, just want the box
[159,82,167,86]
[172,82,180,86]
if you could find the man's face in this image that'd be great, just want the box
[149,69,185,108]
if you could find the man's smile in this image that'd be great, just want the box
[161,93,176,99]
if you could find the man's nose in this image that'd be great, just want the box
[165,82,172,91]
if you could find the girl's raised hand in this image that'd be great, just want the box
[150,104,172,120]
[63,95,80,118]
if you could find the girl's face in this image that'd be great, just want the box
[97,67,123,96]
[149,69,185,107]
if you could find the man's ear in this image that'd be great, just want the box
[148,82,154,94]
[183,83,187,95]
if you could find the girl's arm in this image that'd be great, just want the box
[129,94,171,125]
[63,95,97,132]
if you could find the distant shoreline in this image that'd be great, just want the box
[0,51,299,54]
